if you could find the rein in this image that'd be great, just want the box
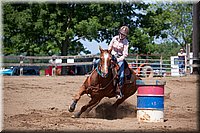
[98,72,117,90]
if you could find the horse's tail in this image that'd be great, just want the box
[127,65,142,82]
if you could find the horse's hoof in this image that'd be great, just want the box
[68,106,75,112]
[71,115,77,118]
[71,113,80,118]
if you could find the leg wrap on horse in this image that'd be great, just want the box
[68,100,77,112]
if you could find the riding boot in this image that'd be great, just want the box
[115,84,124,99]
[115,75,124,99]
[113,77,119,95]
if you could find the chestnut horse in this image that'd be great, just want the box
[68,46,141,118]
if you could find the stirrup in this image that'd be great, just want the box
[116,95,122,99]
[115,93,124,100]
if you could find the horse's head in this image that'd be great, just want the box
[98,46,112,78]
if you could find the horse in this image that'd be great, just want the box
[68,46,141,118]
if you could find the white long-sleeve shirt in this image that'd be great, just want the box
[108,35,129,62]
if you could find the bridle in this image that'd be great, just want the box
[87,46,119,91]
[96,66,109,78]
[96,50,112,78]
[92,63,118,90]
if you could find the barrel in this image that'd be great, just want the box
[136,80,166,122]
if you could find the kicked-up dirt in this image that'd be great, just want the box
[2,75,199,132]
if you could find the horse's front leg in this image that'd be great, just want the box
[72,97,101,118]
[68,85,86,112]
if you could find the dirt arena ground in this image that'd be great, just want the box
[2,75,200,132]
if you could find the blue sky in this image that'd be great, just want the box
[81,36,164,55]
[81,40,108,55]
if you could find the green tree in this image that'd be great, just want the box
[3,2,170,56]
[159,3,193,48]
[135,3,193,56]
[156,42,181,59]
[129,4,170,54]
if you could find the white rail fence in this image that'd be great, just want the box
[1,55,198,77]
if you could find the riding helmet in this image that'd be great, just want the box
[119,26,129,36]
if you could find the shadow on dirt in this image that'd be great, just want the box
[83,101,137,120]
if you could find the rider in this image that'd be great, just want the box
[178,48,186,76]
[93,26,129,99]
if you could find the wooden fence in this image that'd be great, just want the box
[1,54,198,76]
[1,55,98,76]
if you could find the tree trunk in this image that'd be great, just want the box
[192,2,200,74]
[61,39,69,75]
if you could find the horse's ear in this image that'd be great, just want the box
[99,46,103,53]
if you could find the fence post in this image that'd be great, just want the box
[136,54,139,68]
[160,55,163,76]
[92,58,96,70]
[19,55,24,76]
[52,55,57,76]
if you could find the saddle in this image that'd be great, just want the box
[112,60,135,87]
[124,60,135,84]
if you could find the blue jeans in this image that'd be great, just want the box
[93,56,125,87]
[178,61,185,74]
[117,60,125,87]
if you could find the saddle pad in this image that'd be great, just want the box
[125,68,134,84]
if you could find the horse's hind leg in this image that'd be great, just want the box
[72,97,101,118]
[68,85,86,112]
[85,100,101,114]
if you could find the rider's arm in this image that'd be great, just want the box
[108,37,115,51]
[117,43,129,62]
